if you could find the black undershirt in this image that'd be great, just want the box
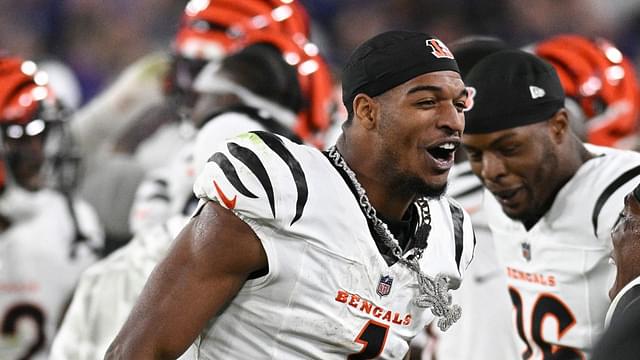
[323,151,422,266]
[370,207,420,265]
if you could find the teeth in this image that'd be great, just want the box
[439,143,455,150]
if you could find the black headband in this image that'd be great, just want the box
[341,31,460,113]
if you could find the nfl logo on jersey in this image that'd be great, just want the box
[521,242,531,261]
[377,275,393,297]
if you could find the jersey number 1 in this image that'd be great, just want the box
[509,287,584,360]
[349,320,389,359]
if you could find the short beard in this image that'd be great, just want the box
[377,145,448,200]
[403,175,448,199]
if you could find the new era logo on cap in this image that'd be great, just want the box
[426,39,454,59]
[529,85,546,99]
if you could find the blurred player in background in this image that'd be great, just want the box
[73,0,321,254]
[0,55,103,359]
[531,34,640,150]
[51,1,336,358]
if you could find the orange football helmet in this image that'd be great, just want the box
[174,0,310,61]
[0,55,66,191]
[0,56,57,126]
[534,34,640,148]
[237,29,335,147]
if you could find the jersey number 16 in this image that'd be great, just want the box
[509,287,584,360]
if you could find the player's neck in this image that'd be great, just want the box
[336,136,414,222]
[521,140,594,230]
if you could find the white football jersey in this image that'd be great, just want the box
[429,161,519,360]
[50,215,187,360]
[0,188,103,360]
[485,144,640,359]
[191,132,475,359]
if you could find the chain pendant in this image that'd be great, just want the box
[326,146,461,331]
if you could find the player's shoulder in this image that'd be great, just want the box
[584,144,640,176]
[194,131,327,226]
[570,144,640,237]
[208,131,315,163]
[564,144,640,205]
[580,145,640,196]
[204,130,322,186]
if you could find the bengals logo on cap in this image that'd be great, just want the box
[426,39,455,59]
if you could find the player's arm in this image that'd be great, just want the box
[105,200,267,360]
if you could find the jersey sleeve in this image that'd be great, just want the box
[594,173,640,241]
[193,131,304,229]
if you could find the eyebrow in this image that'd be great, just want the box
[488,132,518,147]
[462,132,518,152]
[406,85,443,95]
[406,85,468,98]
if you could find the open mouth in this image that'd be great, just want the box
[427,141,458,162]
[492,187,522,206]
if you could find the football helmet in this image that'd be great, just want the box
[173,0,310,61]
[0,55,76,192]
[237,29,335,146]
[533,34,640,148]
[168,0,312,109]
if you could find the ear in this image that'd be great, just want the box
[353,93,378,130]
[548,109,570,143]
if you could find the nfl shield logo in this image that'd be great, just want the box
[521,242,531,261]
[377,275,393,297]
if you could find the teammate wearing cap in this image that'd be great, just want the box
[462,49,640,358]
[106,30,475,359]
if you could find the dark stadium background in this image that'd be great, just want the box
[2,0,638,105]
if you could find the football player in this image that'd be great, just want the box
[461,48,640,359]
[431,34,640,360]
[106,30,475,360]
[0,55,103,359]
